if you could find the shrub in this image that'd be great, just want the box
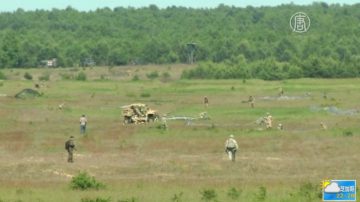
[297,182,321,201]
[162,72,171,79]
[343,130,353,137]
[256,186,267,201]
[24,72,33,80]
[132,75,140,81]
[76,72,87,81]
[160,72,171,82]
[227,187,241,200]
[60,73,73,80]
[146,71,159,79]
[171,192,183,202]
[100,75,107,80]
[140,92,151,98]
[118,197,137,202]
[125,92,136,98]
[200,189,217,201]
[70,171,105,190]
[81,197,111,202]
[0,71,7,80]
[39,73,50,81]
[69,68,80,72]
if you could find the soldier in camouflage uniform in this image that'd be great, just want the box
[204,96,209,108]
[65,136,76,163]
[225,134,239,162]
[248,96,255,108]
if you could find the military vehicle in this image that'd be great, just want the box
[122,103,159,124]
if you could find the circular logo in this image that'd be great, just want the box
[290,12,310,33]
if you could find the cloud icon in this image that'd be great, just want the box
[324,182,341,193]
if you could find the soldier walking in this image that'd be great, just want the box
[224,134,239,162]
[65,136,76,163]
[80,114,87,134]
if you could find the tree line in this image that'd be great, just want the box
[0,3,359,79]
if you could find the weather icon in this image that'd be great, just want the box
[323,181,341,193]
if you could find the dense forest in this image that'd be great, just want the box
[0,3,360,79]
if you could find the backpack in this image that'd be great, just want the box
[227,139,236,148]
[65,140,71,150]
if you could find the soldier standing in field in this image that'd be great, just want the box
[65,136,76,163]
[80,114,87,134]
[279,87,284,97]
[224,134,239,162]
[248,95,255,108]
[265,112,273,129]
[204,96,209,108]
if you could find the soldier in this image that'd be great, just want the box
[279,87,284,97]
[265,112,273,129]
[58,103,64,110]
[65,136,76,163]
[204,96,209,108]
[80,114,87,134]
[248,96,255,108]
[224,134,239,162]
[320,122,327,130]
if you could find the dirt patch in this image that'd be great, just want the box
[0,131,31,152]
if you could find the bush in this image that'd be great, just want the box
[60,73,73,80]
[343,130,353,137]
[76,72,87,81]
[200,189,217,201]
[160,72,171,82]
[132,75,140,81]
[162,72,171,79]
[118,197,137,202]
[256,186,267,201]
[0,71,7,80]
[38,73,50,81]
[227,187,241,200]
[69,68,80,72]
[146,71,159,79]
[100,75,107,80]
[140,92,151,97]
[125,92,136,98]
[24,72,33,80]
[70,171,105,190]
[171,192,183,202]
[296,182,321,201]
[81,197,111,202]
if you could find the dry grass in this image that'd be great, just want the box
[0,67,359,201]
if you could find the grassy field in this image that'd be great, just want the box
[0,65,359,202]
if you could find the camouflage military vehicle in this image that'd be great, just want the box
[122,103,159,124]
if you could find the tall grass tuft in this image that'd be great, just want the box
[81,197,111,202]
[200,189,217,201]
[227,187,241,200]
[70,171,105,190]
[76,72,87,81]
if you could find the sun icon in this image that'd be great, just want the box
[322,180,331,189]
